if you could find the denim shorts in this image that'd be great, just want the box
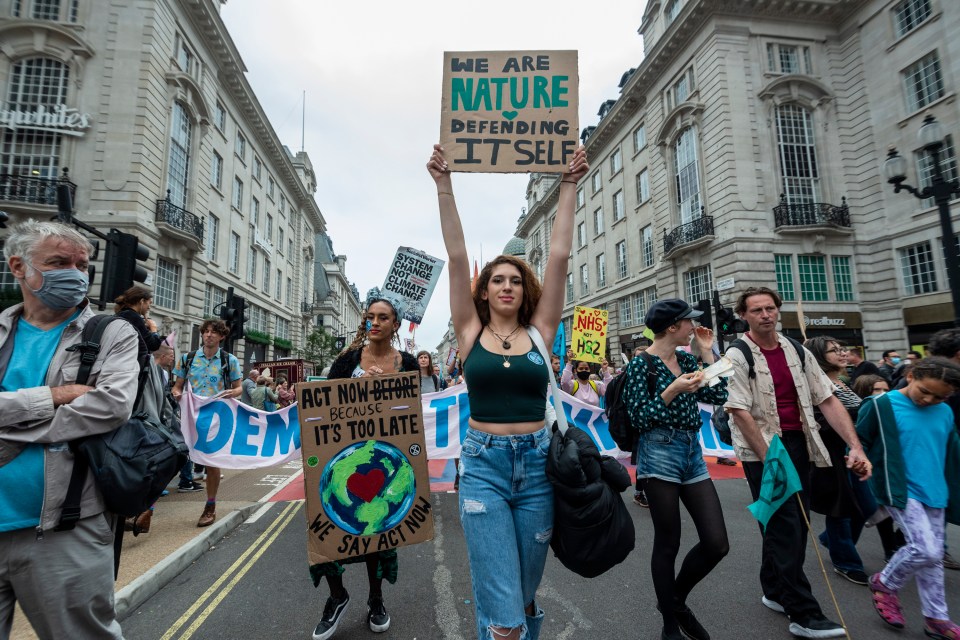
[458,427,553,640]
[636,426,710,485]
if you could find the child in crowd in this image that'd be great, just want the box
[856,357,960,639]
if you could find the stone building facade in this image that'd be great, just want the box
[0,0,357,365]
[516,0,960,362]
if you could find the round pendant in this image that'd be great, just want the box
[502,340,511,350]
[503,361,511,368]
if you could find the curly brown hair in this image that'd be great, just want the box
[472,255,541,328]
[199,319,229,336]
[343,298,401,354]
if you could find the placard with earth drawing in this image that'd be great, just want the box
[298,372,434,565]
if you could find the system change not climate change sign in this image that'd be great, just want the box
[298,373,434,565]
[440,50,579,173]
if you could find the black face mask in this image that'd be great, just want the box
[576,370,591,381]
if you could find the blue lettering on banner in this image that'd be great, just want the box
[429,393,470,448]
[195,400,234,453]
[232,405,260,456]
[193,400,301,457]
[263,405,301,456]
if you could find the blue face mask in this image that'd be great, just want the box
[28,263,89,310]
[890,357,901,365]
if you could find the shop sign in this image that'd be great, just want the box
[1,104,92,137]
[804,316,845,327]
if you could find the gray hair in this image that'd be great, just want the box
[4,219,93,264]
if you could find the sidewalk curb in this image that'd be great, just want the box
[115,502,260,620]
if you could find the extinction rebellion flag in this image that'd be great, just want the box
[747,435,802,530]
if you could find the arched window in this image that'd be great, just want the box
[2,58,69,181]
[166,102,192,208]
[674,127,701,224]
[775,104,820,204]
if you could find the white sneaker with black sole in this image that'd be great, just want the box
[367,596,390,633]
[313,592,349,640]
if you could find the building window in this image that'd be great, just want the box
[613,190,625,222]
[591,170,602,193]
[593,208,604,235]
[797,255,828,301]
[596,253,606,288]
[674,127,702,224]
[620,296,634,327]
[279,194,286,214]
[580,264,589,295]
[637,286,657,322]
[916,135,957,208]
[204,283,227,318]
[903,52,944,113]
[637,169,649,204]
[577,222,586,248]
[268,176,276,200]
[263,258,271,294]
[229,232,240,272]
[0,240,15,287]
[616,240,628,279]
[166,102,192,208]
[235,131,247,163]
[610,147,622,174]
[253,156,262,182]
[894,0,932,37]
[576,187,584,209]
[266,213,274,242]
[275,270,282,299]
[276,317,290,340]
[672,67,695,107]
[683,265,712,304]
[155,258,181,310]
[766,43,813,75]
[664,0,682,24]
[774,254,796,301]
[206,213,219,262]
[214,102,226,132]
[232,176,243,211]
[566,272,574,302]
[278,228,285,254]
[2,58,68,180]
[899,241,938,294]
[211,151,223,190]
[832,256,855,302]
[247,247,257,285]
[634,123,647,153]
[776,104,820,204]
[176,36,196,77]
[286,277,293,306]
[288,238,294,257]
[642,225,654,268]
[251,197,259,226]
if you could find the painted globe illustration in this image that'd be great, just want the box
[319,440,416,536]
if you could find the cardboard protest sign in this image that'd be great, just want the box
[383,247,444,325]
[440,50,579,173]
[298,372,434,565]
[572,305,608,364]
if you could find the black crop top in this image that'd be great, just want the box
[462,341,548,423]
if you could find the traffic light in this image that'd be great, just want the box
[219,286,236,322]
[716,307,748,335]
[100,229,149,303]
[694,299,713,330]
[228,294,247,342]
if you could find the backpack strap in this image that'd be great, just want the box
[784,336,807,372]
[728,336,805,380]
[181,349,230,392]
[637,351,658,398]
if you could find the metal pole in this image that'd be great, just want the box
[929,145,960,327]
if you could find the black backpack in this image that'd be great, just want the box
[57,316,188,530]
[605,351,657,452]
[726,336,806,379]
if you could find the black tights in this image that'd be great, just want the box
[646,478,729,633]
[325,556,383,601]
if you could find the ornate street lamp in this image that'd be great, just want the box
[884,113,960,327]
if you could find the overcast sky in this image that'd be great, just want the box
[221,0,648,352]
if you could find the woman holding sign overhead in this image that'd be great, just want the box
[427,142,587,640]
[309,288,418,640]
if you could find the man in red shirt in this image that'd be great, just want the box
[725,287,871,639]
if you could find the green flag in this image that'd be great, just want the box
[747,435,803,530]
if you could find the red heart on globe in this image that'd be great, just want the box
[347,469,386,503]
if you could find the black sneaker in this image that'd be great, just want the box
[367,596,390,633]
[313,592,349,640]
[656,603,709,640]
[834,567,869,585]
[177,481,203,493]
[788,614,846,638]
[633,490,649,508]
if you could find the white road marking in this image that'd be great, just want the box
[247,471,303,524]
[432,501,465,640]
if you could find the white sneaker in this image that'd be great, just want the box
[762,596,785,614]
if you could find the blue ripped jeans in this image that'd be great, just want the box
[459,427,554,640]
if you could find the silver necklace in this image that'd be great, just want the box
[487,324,521,350]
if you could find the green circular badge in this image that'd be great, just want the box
[307,456,320,467]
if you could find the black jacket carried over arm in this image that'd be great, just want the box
[327,348,419,379]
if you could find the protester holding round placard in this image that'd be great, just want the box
[622,298,730,640]
[427,142,587,640]
[309,289,418,640]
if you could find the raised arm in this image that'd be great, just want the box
[428,144,481,360]
[530,146,588,345]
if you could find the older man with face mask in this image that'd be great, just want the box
[0,219,140,639]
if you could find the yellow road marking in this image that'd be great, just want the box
[160,501,301,640]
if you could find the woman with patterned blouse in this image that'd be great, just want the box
[622,299,730,640]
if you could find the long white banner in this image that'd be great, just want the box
[178,384,735,469]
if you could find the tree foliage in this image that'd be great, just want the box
[299,326,339,372]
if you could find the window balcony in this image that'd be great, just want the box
[663,213,714,258]
[773,194,851,233]
[155,192,204,249]
[0,171,76,209]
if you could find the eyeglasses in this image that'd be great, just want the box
[825,347,848,355]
